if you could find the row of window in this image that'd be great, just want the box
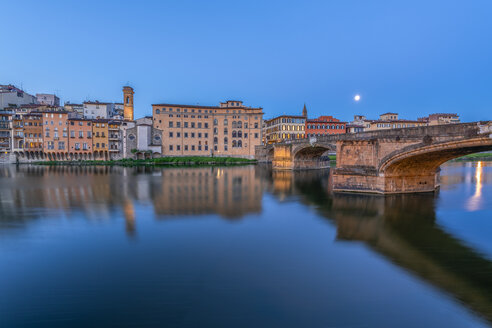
[156,107,259,116]
[307,124,345,130]
[167,139,246,152]
[46,141,107,150]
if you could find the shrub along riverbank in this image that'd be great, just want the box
[453,152,492,161]
[33,156,257,167]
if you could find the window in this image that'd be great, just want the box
[79,131,83,138]
[71,131,75,138]
[83,143,88,150]
[254,123,258,129]
[204,133,208,138]
[232,131,237,138]
[156,109,160,114]
[198,133,202,138]
[191,145,195,151]
[198,122,202,128]
[177,122,181,128]
[88,131,92,138]
[224,137,228,144]
[169,145,173,151]
[184,132,188,138]
[177,132,181,138]
[75,143,80,150]
[169,121,174,128]
[184,145,188,151]
[205,145,208,151]
[214,137,218,144]
[204,123,208,128]
[238,131,242,138]
[169,132,173,137]
[184,122,188,128]
[255,133,258,138]
[238,140,242,147]
[177,145,181,151]
[191,133,195,138]
[58,141,65,150]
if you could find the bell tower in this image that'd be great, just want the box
[123,86,134,121]
[302,103,308,118]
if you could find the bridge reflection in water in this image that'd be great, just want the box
[0,164,491,324]
[273,166,492,324]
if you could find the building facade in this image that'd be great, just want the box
[42,111,69,155]
[152,100,263,158]
[263,105,307,144]
[68,118,93,154]
[36,94,60,107]
[23,113,43,152]
[0,85,37,110]
[83,101,115,119]
[305,116,346,138]
[264,115,306,144]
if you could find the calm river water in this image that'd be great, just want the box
[1,162,492,328]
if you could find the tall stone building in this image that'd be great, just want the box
[123,86,134,121]
[152,100,263,159]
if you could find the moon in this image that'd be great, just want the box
[354,94,361,102]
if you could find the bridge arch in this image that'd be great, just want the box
[378,138,492,193]
[292,144,336,169]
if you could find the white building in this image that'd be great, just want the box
[83,101,115,119]
[36,93,60,106]
[0,85,37,110]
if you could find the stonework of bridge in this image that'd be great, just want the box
[255,121,492,194]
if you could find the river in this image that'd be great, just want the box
[0,162,491,327]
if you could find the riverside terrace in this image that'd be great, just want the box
[255,121,492,194]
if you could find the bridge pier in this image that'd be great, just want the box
[331,168,439,194]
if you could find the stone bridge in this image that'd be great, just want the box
[255,121,492,193]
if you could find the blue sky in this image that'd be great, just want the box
[1,0,491,122]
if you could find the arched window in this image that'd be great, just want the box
[238,140,242,147]
[156,109,160,114]
[232,131,237,138]
[224,119,228,125]
[126,96,130,104]
[213,137,218,144]
[237,121,242,128]
[238,131,242,138]
[224,137,228,144]
[232,140,237,147]
[232,121,237,128]
[224,128,228,134]
[214,119,218,125]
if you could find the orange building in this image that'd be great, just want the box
[23,113,43,152]
[305,116,346,138]
[68,118,93,154]
[42,111,69,155]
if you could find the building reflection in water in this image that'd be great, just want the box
[0,165,265,236]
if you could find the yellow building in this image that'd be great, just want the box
[263,105,308,144]
[152,100,263,159]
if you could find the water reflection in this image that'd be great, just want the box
[0,165,265,236]
[0,164,492,326]
[467,161,483,211]
[270,167,492,324]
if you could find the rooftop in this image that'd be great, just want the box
[153,102,261,111]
